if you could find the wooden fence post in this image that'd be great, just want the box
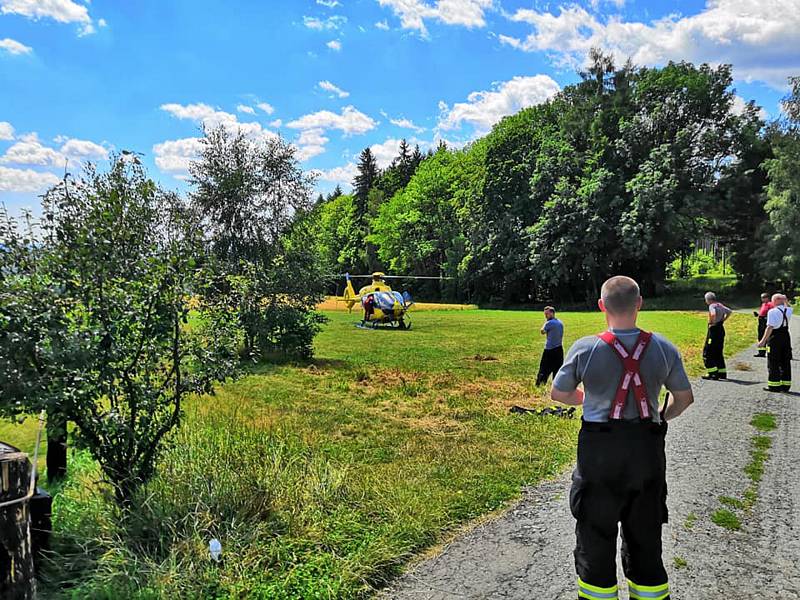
[0,442,36,600]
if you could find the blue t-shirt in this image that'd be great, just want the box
[543,318,564,350]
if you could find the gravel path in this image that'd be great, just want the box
[381,319,800,599]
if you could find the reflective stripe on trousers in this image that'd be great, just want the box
[628,579,669,600]
[578,578,618,599]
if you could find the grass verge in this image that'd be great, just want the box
[712,412,777,531]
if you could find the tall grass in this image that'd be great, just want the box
[17,308,756,598]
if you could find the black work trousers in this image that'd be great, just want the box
[756,316,768,356]
[571,420,670,599]
[703,323,726,378]
[767,328,792,391]
[536,346,564,385]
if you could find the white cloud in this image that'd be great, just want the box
[0,37,32,55]
[313,162,359,185]
[59,138,108,161]
[1,134,64,166]
[0,133,109,169]
[0,0,96,35]
[303,15,347,30]
[318,80,350,98]
[315,136,432,186]
[98,18,107,27]
[438,74,560,133]
[500,0,800,88]
[287,106,376,136]
[368,138,407,169]
[317,0,340,6]
[731,95,769,120]
[377,0,493,36]
[327,39,342,51]
[152,137,204,175]
[0,121,14,140]
[387,114,426,133]
[160,102,277,143]
[237,104,256,115]
[376,19,390,30]
[295,128,330,161]
[160,103,218,121]
[257,102,275,115]
[270,119,283,128]
[0,166,60,193]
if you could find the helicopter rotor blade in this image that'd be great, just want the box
[337,274,454,280]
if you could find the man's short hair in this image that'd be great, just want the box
[761,292,770,300]
[704,291,716,303]
[600,276,641,315]
[544,306,555,313]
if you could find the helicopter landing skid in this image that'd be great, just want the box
[355,320,411,330]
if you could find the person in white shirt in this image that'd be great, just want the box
[758,294,793,392]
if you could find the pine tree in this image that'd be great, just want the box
[411,144,424,171]
[326,184,343,202]
[397,139,413,186]
[353,147,379,221]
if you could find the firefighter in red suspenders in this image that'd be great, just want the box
[758,293,793,392]
[551,276,694,600]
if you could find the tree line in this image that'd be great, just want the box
[309,51,800,304]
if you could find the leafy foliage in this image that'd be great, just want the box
[308,55,779,302]
[190,126,327,358]
[0,157,241,504]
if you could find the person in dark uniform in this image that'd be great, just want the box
[536,306,564,386]
[758,293,793,392]
[551,276,694,600]
[753,293,773,357]
[702,292,732,380]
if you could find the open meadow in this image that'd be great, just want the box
[0,306,755,598]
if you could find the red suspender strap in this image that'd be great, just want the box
[597,330,653,420]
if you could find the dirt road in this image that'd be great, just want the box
[381,319,800,599]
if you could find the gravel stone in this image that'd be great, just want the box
[380,318,800,599]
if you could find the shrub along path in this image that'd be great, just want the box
[381,318,800,600]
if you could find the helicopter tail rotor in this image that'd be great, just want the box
[340,273,359,313]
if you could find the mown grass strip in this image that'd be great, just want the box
[712,412,777,531]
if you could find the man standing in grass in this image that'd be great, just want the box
[536,306,564,386]
[753,292,774,358]
[758,293,793,392]
[702,291,732,380]
[551,276,694,600]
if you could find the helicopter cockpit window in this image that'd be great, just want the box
[373,292,396,311]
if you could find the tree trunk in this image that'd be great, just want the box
[0,444,36,600]
[45,412,67,483]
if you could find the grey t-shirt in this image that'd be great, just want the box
[709,302,732,325]
[543,318,564,350]
[553,328,691,423]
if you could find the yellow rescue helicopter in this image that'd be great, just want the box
[340,272,418,329]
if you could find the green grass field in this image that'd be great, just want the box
[2,307,755,598]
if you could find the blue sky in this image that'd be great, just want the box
[1,0,797,214]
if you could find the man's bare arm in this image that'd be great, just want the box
[663,388,693,421]
[551,386,584,406]
[758,325,774,347]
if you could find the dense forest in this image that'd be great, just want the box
[308,52,800,304]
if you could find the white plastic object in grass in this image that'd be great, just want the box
[209,538,222,562]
